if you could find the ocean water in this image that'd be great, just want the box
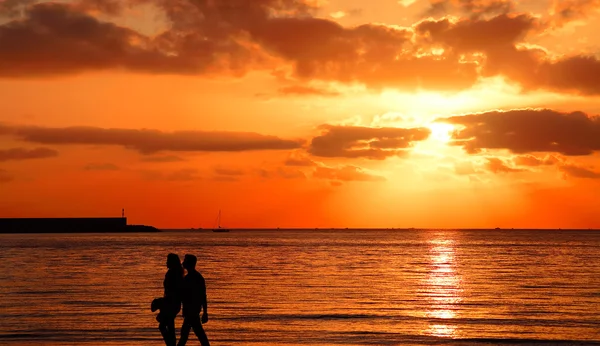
[0,229,599,345]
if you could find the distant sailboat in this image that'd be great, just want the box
[213,210,229,232]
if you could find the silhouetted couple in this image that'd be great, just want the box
[152,253,210,346]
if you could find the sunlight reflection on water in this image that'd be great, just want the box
[425,237,462,338]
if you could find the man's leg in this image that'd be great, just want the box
[190,316,210,346]
[177,318,192,346]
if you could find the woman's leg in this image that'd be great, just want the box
[159,322,173,346]
[158,314,177,346]
[166,318,177,346]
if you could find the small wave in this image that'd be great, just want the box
[219,312,600,328]
[223,312,378,322]
[454,338,600,345]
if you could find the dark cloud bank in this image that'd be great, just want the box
[443,109,600,156]
[0,123,303,154]
[440,108,600,179]
[0,147,58,161]
[309,125,431,159]
[0,122,431,159]
[2,1,600,94]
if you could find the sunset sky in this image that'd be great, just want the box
[1,0,600,229]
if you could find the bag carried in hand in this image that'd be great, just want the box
[151,297,164,312]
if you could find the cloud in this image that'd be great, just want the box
[485,157,525,173]
[416,14,537,52]
[213,175,240,182]
[284,152,318,166]
[74,0,125,15]
[214,167,245,176]
[559,164,600,179]
[212,166,247,181]
[308,124,430,159]
[424,0,514,18]
[140,155,185,163]
[141,168,201,181]
[84,163,120,171]
[0,0,37,18]
[442,109,600,155]
[513,155,560,167]
[551,0,600,26]
[4,1,600,95]
[0,1,311,77]
[533,55,600,95]
[454,161,480,175]
[0,1,480,91]
[258,167,306,179]
[0,169,14,183]
[329,8,363,19]
[167,168,200,181]
[0,123,303,154]
[501,153,600,179]
[250,16,479,91]
[0,2,203,77]
[278,85,340,97]
[415,14,600,95]
[313,165,386,182]
[0,147,58,161]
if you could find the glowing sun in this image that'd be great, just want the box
[427,123,455,143]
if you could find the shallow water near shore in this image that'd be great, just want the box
[1,229,599,345]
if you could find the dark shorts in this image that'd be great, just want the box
[183,308,201,317]
[183,315,202,324]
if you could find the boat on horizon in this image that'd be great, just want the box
[213,210,229,232]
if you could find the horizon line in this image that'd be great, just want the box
[160,227,600,231]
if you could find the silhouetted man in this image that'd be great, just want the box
[177,254,210,346]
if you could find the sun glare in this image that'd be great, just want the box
[427,123,455,143]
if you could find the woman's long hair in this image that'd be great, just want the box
[166,253,183,277]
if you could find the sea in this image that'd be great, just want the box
[0,229,599,345]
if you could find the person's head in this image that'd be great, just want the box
[182,254,197,270]
[166,253,181,270]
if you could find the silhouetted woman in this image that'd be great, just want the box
[158,253,184,346]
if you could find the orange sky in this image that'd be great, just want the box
[1,0,600,229]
